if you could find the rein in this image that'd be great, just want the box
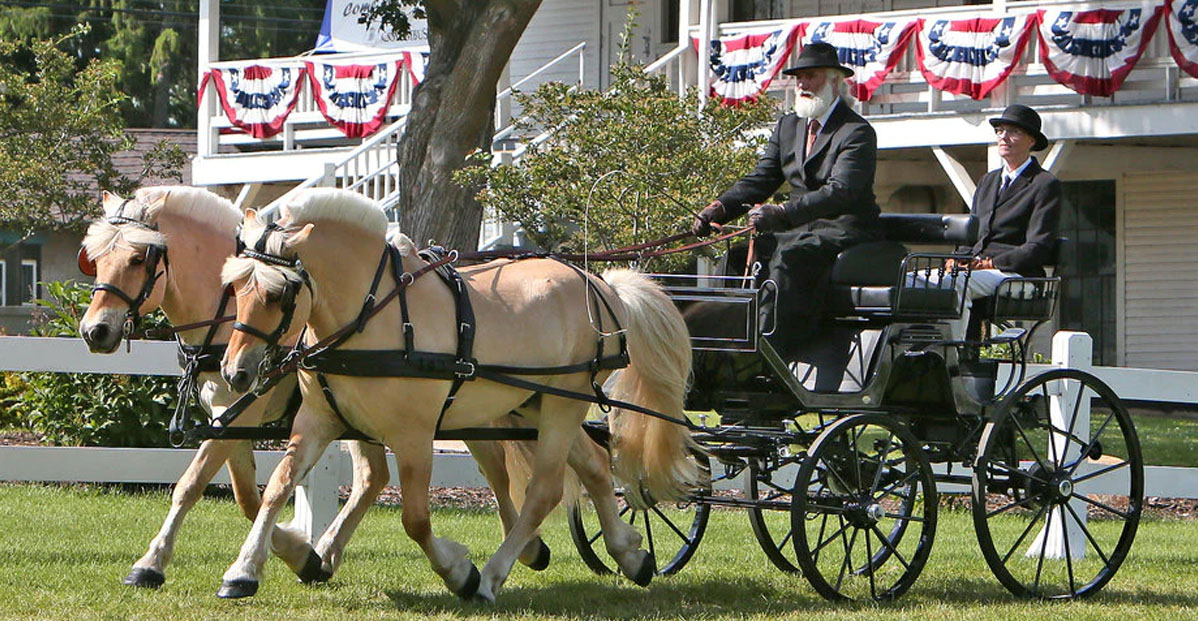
[462,225,753,264]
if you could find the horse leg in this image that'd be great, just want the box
[221,437,325,584]
[465,437,552,571]
[218,411,341,599]
[566,427,655,586]
[312,440,389,577]
[125,438,238,588]
[387,432,480,599]
[477,398,581,603]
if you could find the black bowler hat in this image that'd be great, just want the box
[989,104,1049,151]
[781,42,854,78]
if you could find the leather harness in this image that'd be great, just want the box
[227,231,696,443]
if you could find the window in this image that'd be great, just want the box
[731,0,784,22]
[0,260,6,306]
[661,1,679,43]
[1057,180,1117,365]
[19,259,38,305]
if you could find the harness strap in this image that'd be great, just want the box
[473,367,697,431]
[433,262,476,434]
[317,372,367,440]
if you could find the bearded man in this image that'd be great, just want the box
[693,42,881,355]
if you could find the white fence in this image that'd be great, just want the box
[1,332,1195,543]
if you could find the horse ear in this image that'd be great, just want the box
[77,247,97,277]
[245,207,258,223]
[101,191,123,215]
[286,223,315,247]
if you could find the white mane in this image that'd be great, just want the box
[81,186,240,260]
[222,189,385,301]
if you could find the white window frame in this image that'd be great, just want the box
[0,259,6,306]
[20,258,37,306]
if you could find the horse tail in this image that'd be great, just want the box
[601,268,702,504]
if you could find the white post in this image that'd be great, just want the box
[679,0,694,97]
[931,146,978,205]
[293,442,344,544]
[1027,331,1091,560]
[696,0,713,110]
[196,0,220,165]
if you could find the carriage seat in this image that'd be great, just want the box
[826,214,978,317]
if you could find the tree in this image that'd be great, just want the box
[0,27,185,245]
[0,1,328,129]
[366,0,543,251]
[458,61,777,270]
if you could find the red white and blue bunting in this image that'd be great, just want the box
[698,24,803,105]
[915,14,1038,100]
[1038,1,1165,96]
[404,48,430,85]
[305,59,404,138]
[804,18,918,101]
[1166,0,1198,77]
[202,64,306,138]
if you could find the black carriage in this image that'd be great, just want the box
[568,213,1144,601]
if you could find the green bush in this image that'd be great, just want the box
[12,280,178,447]
[458,48,778,271]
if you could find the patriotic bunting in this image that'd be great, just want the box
[1165,0,1198,77]
[699,24,803,105]
[1038,2,1165,96]
[305,60,404,138]
[916,14,1038,100]
[805,18,918,101]
[203,64,306,138]
[404,48,430,85]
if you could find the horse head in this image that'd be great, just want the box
[221,207,316,392]
[78,190,172,352]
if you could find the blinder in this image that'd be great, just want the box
[77,247,97,277]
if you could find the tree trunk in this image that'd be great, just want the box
[397,0,541,251]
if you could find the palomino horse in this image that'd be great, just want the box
[219,189,700,602]
[76,187,552,588]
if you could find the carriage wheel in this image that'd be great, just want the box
[749,451,918,576]
[791,414,938,601]
[567,450,712,577]
[972,369,1143,599]
[746,457,802,573]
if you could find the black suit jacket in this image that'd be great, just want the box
[958,157,1061,277]
[717,101,880,232]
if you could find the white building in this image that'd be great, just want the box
[191,0,1198,371]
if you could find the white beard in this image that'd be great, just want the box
[793,79,835,119]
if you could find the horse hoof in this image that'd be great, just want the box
[527,540,551,572]
[217,578,259,599]
[297,549,333,584]
[632,553,656,587]
[452,565,481,600]
[122,567,165,589]
[472,590,496,605]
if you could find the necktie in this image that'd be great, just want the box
[998,174,1012,198]
[805,120,821,157]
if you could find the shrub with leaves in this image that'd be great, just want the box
[12,280,177,447]
[459,57,778,270]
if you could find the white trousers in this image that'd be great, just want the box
[906,268,1020,340]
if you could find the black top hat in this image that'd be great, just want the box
[782,42,854,78]
[988,104,1049,151]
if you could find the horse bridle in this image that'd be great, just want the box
[231,222,312,366]
[77,199,170,339]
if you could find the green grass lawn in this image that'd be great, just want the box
[0,484,1195,620]
[1131,414,1198,467]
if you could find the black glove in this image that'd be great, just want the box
[692,201,727,237]
[747,204,787,232]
